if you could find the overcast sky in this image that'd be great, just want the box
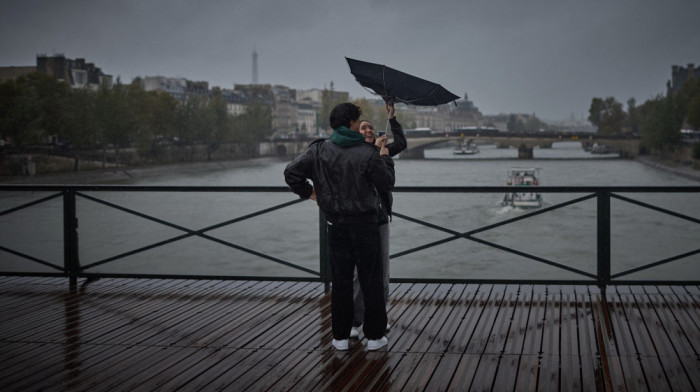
[1,0,698,121]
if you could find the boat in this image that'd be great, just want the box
[589,143,620,154]
[453,139,479,155]
[502,167,542,208]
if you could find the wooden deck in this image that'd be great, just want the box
[0,277,698,391]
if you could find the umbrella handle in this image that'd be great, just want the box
[384,100,394,135]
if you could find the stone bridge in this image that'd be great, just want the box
[401,134,641,159]
[265,133,641,160]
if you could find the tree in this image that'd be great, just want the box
[58,87,97,170]
[639,94,680,153]
[675,77,700,130]
[507,114,524,133]
[0,73,70,147]
[237,100,272,143]
[204,88,231,160]
[588,97,626,135]
[319,82,344,131]
[688,95,700,130]
[626,97,639,134]
[95,79,137,166]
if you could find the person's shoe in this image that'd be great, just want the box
[350,327,360,339]
[367,336,388,351]
[332,339,349,350]
[386,323,391,332]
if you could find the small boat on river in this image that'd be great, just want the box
[502,167,542,208]
[453,139,479,155]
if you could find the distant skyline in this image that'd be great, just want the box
[1,0,699,121]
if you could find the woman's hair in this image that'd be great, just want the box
[329,103,362,129]
[359,119,374,128]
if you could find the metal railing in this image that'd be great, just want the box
[1,185,698,289]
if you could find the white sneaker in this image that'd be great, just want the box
[386,323,391,332]
[332,339,349,350]
[367,336,388,351]
[350,327,360,339]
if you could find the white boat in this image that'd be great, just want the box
[453,140,479,155]
[502,167,542,208]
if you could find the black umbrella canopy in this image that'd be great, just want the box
[346,57,460,106]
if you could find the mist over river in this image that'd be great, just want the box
[1,142,699,282]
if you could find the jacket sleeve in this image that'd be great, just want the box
[369,153,395,193]
[284,150,314,199]
[387,117,407,157]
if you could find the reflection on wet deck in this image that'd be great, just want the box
[0,277,698,391]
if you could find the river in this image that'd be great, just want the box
[1,142,699,282]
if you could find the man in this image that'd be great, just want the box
[284,102,394,351]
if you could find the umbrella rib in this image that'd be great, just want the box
[382,66,388,101]
[403,85,440,104]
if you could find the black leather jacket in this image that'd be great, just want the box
[284,138,395,223]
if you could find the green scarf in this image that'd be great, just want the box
[330,126,365,147]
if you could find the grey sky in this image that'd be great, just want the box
[1,0,698,121]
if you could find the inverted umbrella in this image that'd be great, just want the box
[346,57,460,106]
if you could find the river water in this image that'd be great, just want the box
[1,142,699,282]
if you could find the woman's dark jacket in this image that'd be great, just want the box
[378,117,407,223]
[284,137,395,224]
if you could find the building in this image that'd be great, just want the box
[220,89,248,116]
[297,102,317,136]
[0,54,112,88]
[270,85,297,137]
[141,76,209,102]
[668,63,699,95]
[36,54,112,89]
[0,66,36,83]
[399,93,483,132]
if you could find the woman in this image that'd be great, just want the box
[351,102,407,338]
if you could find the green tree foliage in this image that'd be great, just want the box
[693,142,700,160]
[236,100,272,143]
[688,96,700,130]
[204,88,231,160]
[507,114,523,133]
[0,73,70,146]
[58,87,97,170]
[588,97,626,135]
[626,98,639,134]
[319,82,345,131]
[638,94,680,152]
[675,77,700,130]
[95,80,137,166]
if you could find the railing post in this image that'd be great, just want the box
[63,188,80,288]
[597,190,611,291]
[319,210,331,293]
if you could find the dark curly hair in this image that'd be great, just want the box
[329,102,362,129]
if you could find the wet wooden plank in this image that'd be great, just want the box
[482,285,516,356]
[445,285,488,353]
[560,290,581,391]
[491,354,520,391]
[575,286,601,392]
[466,285,506,355]
[391,284,440,353]
[446,353,481,390]
[1,278,699,391]
[425,284,471,353]
[540,287,561,391]
[408,283,456,353]
[513,354,539,392]
[520,289,545,356]
[502,285,534,356]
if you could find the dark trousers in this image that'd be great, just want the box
[328,221,387,340]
